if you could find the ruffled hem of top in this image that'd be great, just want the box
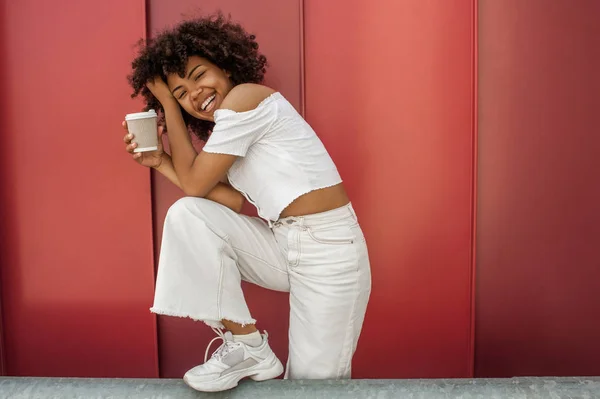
[269,179,344,223]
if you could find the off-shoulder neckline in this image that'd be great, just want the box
[214,92,282,118]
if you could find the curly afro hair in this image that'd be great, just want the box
[128,13,267,141]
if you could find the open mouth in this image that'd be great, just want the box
[200,94,216,112]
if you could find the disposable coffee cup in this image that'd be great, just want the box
[125,109,158,152]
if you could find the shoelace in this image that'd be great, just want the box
[204,327,238,363]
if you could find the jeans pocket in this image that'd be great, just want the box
[303,226,355,245]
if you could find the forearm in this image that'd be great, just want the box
[162,101,201,189]
[204,182,245,213]
[154,153,182,189]
[155,153,244,213]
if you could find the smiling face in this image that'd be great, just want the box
[166,56,234,122]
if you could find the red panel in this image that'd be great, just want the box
[0,0,7,376]
[147,0,303,378]
[0,0,158,377]
[476,0,600,377]
[304,0,475,378]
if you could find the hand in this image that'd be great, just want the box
[123,120,167,169]
[146,76,175,105]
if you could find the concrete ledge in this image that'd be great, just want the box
[1,377,599,398]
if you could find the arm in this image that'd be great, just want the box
[154,153,245,213]
[160,100,236,197]
[145,76,236,198]
[147,79,274,199]
[123,120,244,213]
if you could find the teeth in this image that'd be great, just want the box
[201,94,216,111]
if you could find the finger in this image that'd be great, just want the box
[133,153,142,160]
[122,120,128,130]
[158,125,164,137]
[123,133,134,143]
[126,143,137,153]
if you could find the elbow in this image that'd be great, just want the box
[182,188,201,198]
[182,187,208,198]
[180,181,210,198]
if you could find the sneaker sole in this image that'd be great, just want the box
[183,352,284,392]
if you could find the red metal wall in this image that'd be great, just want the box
[0,0,158,377]
[476,0,600,377]
[147,0,304,378]
[4,0,598,380]
[303,0,476,378]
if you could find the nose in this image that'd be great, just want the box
[191,87,203,101]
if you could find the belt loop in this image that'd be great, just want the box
[348,203,358,221]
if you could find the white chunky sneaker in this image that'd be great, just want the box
[183,328,284,392]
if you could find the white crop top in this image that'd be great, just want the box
[202,92,342,223]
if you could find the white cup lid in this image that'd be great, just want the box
[125,109,157,121]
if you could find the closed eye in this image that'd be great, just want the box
[194,71,205,81]
[177,91,187,100]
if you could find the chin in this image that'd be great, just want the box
[198,113,214,122]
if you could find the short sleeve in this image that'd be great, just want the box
[202,97,277,157]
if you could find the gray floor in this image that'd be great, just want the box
[1,377,599,399]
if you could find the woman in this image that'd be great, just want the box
[123,14,371,392]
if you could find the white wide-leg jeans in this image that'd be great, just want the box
[151,197,371,379]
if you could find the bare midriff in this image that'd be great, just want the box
[279,183,350,219]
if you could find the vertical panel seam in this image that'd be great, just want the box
[299,0,306,117]
[0,248,6,375]
[468,0,479,379]
[0,0,8,377]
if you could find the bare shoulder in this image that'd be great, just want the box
[219,84,277,113]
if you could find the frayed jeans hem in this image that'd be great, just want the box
[149,307,257,329]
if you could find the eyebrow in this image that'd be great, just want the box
[171,64,203,95]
